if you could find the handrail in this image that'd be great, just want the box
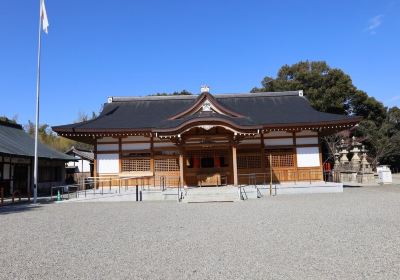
[256,186,262,198]
[238,170,325,185]
[50,185,79,200]
[177,177,182,202]
[239,185,248,200]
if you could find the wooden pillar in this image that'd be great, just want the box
[150,135,155,175]
[10,156,13,194]
[93,137,99,189]
[150,135,155,186]
[293,131,298,181]
[93,139,98,178]
[232,144,238,186]
[260,132,265,170]
[179,153,184,187]
[118,137,122,173]
[318,133,323,181]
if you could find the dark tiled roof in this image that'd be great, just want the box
[53,91,360,133]
[0,122,75,161]
[65,146,94,161]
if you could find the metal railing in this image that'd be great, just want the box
[47,175,184,201]
[0,186,33,206]
[84,175,154,194]
[153,175,181,191]
[239,185,248,200]
[1,175,186,204]
[238,170,325,185]
[237,170,326,197]
[50,185,79,200]
[177,177,183,202]
[246,173,263,198]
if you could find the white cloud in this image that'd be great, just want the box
[365,14,384,35]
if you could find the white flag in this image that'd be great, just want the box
[40,0,49,34]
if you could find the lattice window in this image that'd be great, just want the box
[155,158,179,172]
[121,158,150,172]
[237,155,262,169]
[265,150,294,168]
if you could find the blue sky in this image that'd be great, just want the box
[1,0,399,126]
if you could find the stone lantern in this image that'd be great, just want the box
[350,136,361,172]
[356,145,375,183]
[360,145,371,173]
[339,139,349,165]
[334,151,340,170]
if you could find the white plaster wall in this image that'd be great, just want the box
[81,160,91,172]
[97,144,119,151]
[296,147,320,167]
[67,159,91,172]
[66,161,75,167]
[122,143,150,150]
[264,138,293,146]
[296,137,319,145]
[97,154,119,174]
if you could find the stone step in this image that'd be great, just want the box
[141,189,181,201]
[183,187,240,203]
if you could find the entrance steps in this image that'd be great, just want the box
[63,182,343,203]
[141,188,180,201]
[257,182,343,195]
[183,186,240,203]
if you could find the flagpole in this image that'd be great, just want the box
[33,0,44,204]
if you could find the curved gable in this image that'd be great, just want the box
[168,92,245,120]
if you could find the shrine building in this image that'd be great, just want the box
[53,88,361,188]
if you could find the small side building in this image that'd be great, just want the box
[65,146,94,183]
[0,120,75,196]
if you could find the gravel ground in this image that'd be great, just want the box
[1,184,400,280]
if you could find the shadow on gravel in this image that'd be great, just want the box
[0,203,46,215]
[343,185,363,188]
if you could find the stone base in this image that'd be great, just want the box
[340,172,358,183]
[357,173,375,184]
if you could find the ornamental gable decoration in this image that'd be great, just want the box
[169,92,244,120]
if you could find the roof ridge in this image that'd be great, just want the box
[0,120,23,130]
[215,91,302,98]
[108,91,303,102]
